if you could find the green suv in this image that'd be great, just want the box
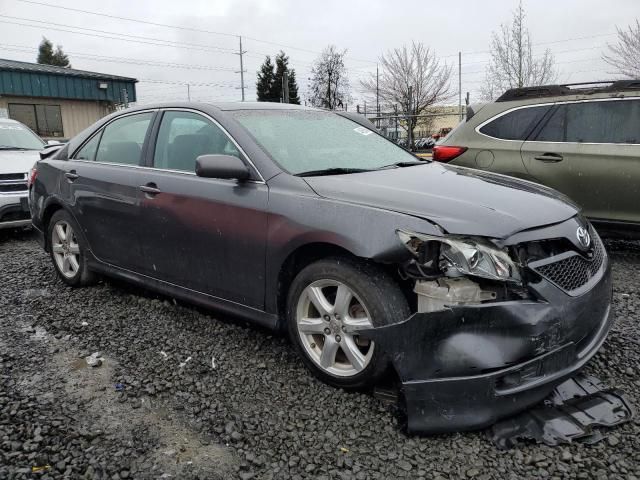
[436,81,640,233]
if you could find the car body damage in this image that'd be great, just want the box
[488,374,634,448]
[355,216,616,433]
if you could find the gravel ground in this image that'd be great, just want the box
[1,230,640,480]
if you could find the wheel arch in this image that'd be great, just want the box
[41,200,86,252]
[275,242,357,329]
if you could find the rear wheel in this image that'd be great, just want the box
[287,257,409,389]
[48,210,96,287]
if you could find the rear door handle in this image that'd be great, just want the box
[139,183,161,195]
[534,153,563,163]
[64,171,79,181]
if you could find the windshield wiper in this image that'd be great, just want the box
[295,167,374,177]
[377,160,428,170]
[0,146,31,151]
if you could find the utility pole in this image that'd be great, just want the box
[187,83,191,101]
[282,71,290,103]
[407,86,413,149]
[122,88,129,109]
[235,36,247,101]
[376,64,380,128]
[394,104,398,141]
[458,51,462,121]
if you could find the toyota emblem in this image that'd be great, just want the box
[576,226,591,249]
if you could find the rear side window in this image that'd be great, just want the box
[479,105,550,140]
[94,112,153,165]
[153,111,240,173]
[535,99,640,144]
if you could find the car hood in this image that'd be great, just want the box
[303,162,579,238]
[0,150,40,175]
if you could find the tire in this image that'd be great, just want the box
[286,256,410,390]
[47,209,96,287]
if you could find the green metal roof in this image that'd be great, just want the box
[0,58,137,103]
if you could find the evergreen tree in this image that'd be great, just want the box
[37,37,71,68]
[256,56,276,102]
[287,68,300,105]
[273,51,300,104]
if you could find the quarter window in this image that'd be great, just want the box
[535,99,640,144]
[479,105,550,140]
[75,132,102,161]
[94,112,153,165]
[153,111,240,173]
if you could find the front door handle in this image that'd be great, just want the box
[534,153,563,163]
[64,171,79,181]
[139,183,161,195]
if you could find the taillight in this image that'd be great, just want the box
[27,166,37,188]
[432,145,467,163]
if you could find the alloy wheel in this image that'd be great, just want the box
[295,279,375,377]
[51,220,81,279]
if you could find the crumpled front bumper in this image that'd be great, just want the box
[361,256,613,434]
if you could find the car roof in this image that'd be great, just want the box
[124,101,320,113]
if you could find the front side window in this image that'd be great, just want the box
[479,105,550,140]
[95,112,153,165]
[153,111,240,172]
[0,121,45,150]
[8,103,64,138]
[535,99,640,144]
[230,110,417,174]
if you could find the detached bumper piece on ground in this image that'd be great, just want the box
[489,374,634,449]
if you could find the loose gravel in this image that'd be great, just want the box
[1,229,639,479]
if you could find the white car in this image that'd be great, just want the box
[0,118,45,229]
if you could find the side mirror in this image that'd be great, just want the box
[195,154,251,181]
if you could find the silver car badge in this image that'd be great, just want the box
[576,226,591,249]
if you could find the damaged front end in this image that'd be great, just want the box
[361,217,615,434]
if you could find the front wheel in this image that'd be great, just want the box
[286,257,409,389]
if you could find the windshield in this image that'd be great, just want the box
[0,122,45,150]
[231,110,419,174]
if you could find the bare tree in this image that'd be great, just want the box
[481,1,557,100]
[309,45,350,109]
[361,41,452,148]
[603,19,640,78]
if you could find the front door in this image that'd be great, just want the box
[521,98,640,223]
[136,109,268,309]
[63,111,155,269]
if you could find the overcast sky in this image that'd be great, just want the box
[0,0,638,107]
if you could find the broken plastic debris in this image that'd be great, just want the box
[160,351,169,359]
[488,374,634,449]
[211,356,217,370]
[31,465,51,473]
[81,321,89,327]
[85,352,103,368]
[179,356,192,369]
[339,447,350,453]
[115,383,125,392]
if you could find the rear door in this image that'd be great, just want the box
[459,104,551,176]
[520,98,640,223]
[64,110,155,269]
[136,109,269,309]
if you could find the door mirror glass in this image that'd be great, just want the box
[195,154,250,181]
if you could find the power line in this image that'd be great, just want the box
[0,43,239,72]
[0,15,239,54]
[12,0,378,64]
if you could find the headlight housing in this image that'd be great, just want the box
[397,229,521,283]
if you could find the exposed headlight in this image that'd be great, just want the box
[397,230,521,283]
